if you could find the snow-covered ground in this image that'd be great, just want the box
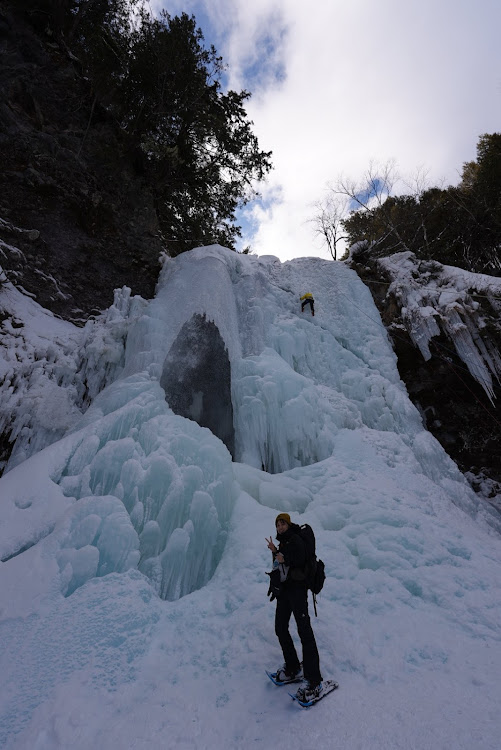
[0,247,500,750]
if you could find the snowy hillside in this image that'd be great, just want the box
[0,247,500,750]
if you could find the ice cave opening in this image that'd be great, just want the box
[160,314,235,459]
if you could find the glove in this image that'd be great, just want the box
[266,568,282,601]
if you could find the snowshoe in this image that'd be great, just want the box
[290,679,339,707]
[266,664,303,686]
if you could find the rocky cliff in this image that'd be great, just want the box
[0,2,162,322]
[350,247,501,511]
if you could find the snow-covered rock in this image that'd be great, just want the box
[378,251,501,402]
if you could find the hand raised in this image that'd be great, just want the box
[266,536,277,552]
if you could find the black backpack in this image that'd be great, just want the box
[298,524,325,615]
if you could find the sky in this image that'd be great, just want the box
[153,0,501,262]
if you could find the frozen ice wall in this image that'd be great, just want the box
[62,378,234,601]
[125,246,429,476]
[1,244,496,612]
[1,373,235,602]
[0,281,145,472]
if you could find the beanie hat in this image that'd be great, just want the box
[275,513,291,526]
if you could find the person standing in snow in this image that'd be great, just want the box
[300,292,314,316]
[266,513,323,702]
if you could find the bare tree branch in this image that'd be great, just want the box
[309,194,349,260]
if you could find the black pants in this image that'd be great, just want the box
[301,299,314,314]
[275,585,322,685]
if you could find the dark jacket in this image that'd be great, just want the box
[276,523,307,584]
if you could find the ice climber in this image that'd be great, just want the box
[266,513,323,703]
[300,292,314,316]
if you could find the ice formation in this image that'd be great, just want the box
[1,245,498,598]
[0,278,145,471]
[378,251,501,401]
[1,246,501,750]
[160,313,235,457]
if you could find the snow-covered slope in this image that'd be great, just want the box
[0,247,500,750]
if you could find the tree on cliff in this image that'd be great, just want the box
[309,194,349,260]
[324,134,501,274]
[14,0,272,254]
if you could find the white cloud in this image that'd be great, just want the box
[156,0,501,261]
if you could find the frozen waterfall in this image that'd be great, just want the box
[1,245,496,607]
[2,246,501,750]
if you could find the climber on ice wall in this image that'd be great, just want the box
[300,293,314,316]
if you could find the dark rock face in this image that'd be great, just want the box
[160,315,235,458]
[351,258,501,508]
[0,5,162,321]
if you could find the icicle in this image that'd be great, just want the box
[379,252,501,402]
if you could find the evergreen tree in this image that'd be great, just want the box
[341,134,501,274]
[112,11,272,252]
[15,0,272,254]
